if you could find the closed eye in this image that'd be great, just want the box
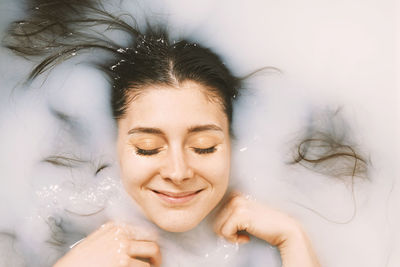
[192,146,217,154]
[135,147,161,156]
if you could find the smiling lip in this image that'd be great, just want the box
[151,189,203,204]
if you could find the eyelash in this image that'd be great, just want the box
[135,148,161,156]
[193,146,217,154]
[135,146,217,156]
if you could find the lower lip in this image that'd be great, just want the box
[152,190,202,205]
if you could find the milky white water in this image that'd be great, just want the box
[0,0,398,266]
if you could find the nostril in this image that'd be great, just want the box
[160,149,194,181]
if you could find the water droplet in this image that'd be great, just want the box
[239,147,248,152]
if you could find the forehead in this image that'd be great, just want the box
[121,82,228,131]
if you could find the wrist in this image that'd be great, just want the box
[277,222,321,267]
[284,221,308,244]
[272,216,306,246]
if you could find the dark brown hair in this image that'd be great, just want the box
[4,0,240,127]
[4,0,368,197]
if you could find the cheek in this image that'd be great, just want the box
[118,148,158,193]
[214,151,231,195]
[193,151,231,189]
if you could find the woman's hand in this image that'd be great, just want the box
[214,193,320,267]
[54,222,161,267]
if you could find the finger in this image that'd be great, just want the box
[236,232,251,244]
[126,258,151,267]
[115,222,158,242]
[127,241,162,267]
[81,221,116,243]
[220,212,250,244]
[213,193,244,236]
[117,248,153,267]
[213,202,234,236]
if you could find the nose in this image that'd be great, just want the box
[160,146,194,183]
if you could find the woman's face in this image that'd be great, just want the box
[117,81,231,232]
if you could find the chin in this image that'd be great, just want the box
[152,213,204,233]
[158,223,196,233]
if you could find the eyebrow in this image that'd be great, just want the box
[127,124,223,135]
[187,124,223,133]
[128,127,163,135]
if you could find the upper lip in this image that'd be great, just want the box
[151,189,203,197]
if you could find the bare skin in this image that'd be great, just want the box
[54,222,161,267]
[54,82,320,266]
[54,196,320,267]
[214,193,321,267]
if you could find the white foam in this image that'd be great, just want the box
[0,0,398,266]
